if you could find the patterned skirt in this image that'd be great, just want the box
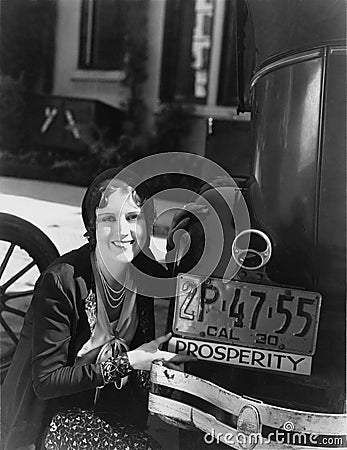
[43,409,162,450]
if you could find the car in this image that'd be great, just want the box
[148,1,347,449]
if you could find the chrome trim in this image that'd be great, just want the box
[250,50,323,89]
[329,47,347,55]
[237,405,262,450]
[314,47,328,266]
[149,394,346,449]
[232,229,272,270]
[150,362,347,435]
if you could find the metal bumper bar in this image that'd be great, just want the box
[149,362,347,449]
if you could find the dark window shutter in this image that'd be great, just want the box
[217,0,238,106]
[160,0,195,102]
[79,0,127,70]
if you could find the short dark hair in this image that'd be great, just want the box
[82,168,155,249]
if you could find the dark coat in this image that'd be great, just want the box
[1,245,158,450]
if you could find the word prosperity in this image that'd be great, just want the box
[168,337,312,375]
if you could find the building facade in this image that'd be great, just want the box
[51,0,251,174]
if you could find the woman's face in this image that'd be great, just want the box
[95,188,147,264]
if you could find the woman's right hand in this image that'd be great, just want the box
[127,332,197,371]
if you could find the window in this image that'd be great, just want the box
[160,0,240,107]
[79,0,127,70]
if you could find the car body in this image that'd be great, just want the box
[149,1,347,448]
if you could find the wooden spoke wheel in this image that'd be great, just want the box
[0,213,59,382]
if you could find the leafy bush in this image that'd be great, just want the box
[154,100,194,153]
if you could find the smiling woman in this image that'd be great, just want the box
[95,186,147,268]
[1,168,193,450]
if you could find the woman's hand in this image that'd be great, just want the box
[127,332,197,371]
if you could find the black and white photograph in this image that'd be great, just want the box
[0,0,346,449]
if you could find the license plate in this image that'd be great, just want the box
[172,274,322,355]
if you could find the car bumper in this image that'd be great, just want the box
[149,361,347,449]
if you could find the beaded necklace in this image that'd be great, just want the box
[99,268,129,309]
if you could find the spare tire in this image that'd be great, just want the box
[0,213,59,381]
